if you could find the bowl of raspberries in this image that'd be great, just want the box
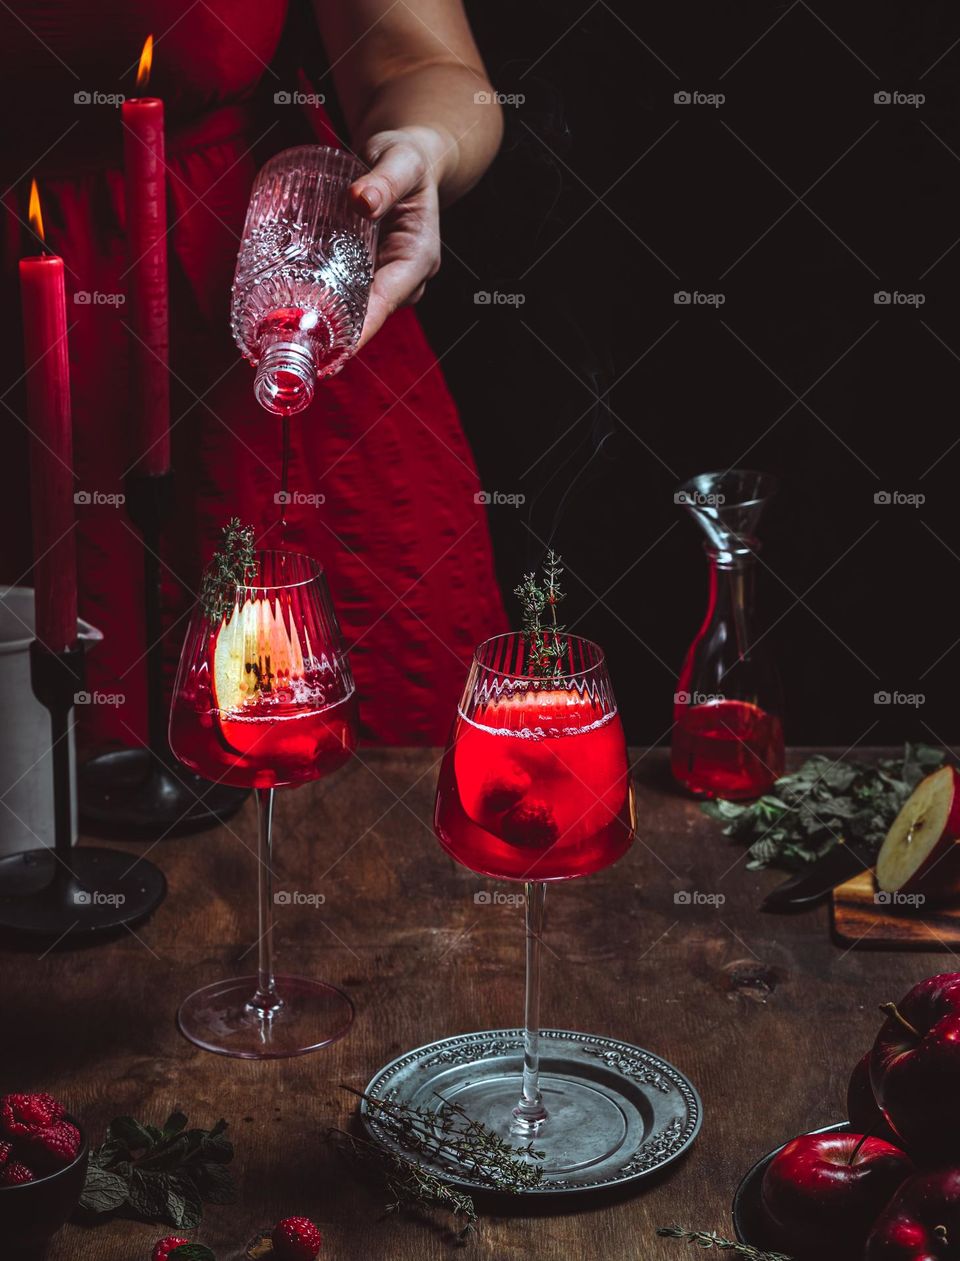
[0,1091,88,1251]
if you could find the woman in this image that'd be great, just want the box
[0,0,507,745]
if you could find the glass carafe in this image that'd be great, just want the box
[231,145,378,416]
[671,469,784,800]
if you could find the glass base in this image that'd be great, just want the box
[443,1073,628,1175]
[361,1029,702,1193]
[177,975,353,1059]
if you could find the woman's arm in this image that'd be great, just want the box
[314,0,503,344]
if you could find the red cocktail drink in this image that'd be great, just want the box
[435,688,633,881]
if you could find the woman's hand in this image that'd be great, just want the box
[350,127,450,350]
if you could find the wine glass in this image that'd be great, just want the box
[169,549,357,1058]
[433,631,636,1170]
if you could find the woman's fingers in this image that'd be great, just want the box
[356,256,433,349]
[350,136,428,219]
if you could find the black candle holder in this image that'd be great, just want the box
[0,640,167,938]
[78,469,247,837]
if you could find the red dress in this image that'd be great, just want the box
[0,1,506,745]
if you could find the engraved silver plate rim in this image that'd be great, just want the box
[359,1027,703,1195]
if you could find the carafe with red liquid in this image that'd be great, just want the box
[231,146,378,416]
[671,470,784,800]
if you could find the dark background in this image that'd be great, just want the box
[415,1,960,748]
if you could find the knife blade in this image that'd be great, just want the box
[761,839,875,911]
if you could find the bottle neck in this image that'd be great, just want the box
[254,332,318,416]
[703,547,757,657]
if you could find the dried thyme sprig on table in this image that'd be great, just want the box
[657,1225,794,1259]
[328,1088,545,1239]
[199,517,258,625]
[514,548,567,678]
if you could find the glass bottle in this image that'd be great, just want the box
[671,469,785,801]
[231,145,379,416]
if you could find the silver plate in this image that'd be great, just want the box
[360,1027,702,1195]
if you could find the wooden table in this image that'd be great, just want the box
[3,748,943,1260]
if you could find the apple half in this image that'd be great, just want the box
[212,596,307,713]
[875,766,960,903]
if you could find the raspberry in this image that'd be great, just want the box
[0,1141,11,1168]
[272,1215,323,1261]
[151,1238,190,1261]
[0,1161,36,1186]
[500,800,559,849]
[23,1120,81,1173]
[0,1092,65,1138]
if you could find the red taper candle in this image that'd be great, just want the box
[19,181,79,652]
[122,34,171,475]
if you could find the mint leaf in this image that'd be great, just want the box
[108,1116,157,1151]
[82,1112,235,1228]
[170,1246,216,1261]
[127,1169,169,1220]
[164,1111,189,1136]
[199,1126,233,1163]
[700,743,949,869]
[166,1173,204,1229]
[192,1161,237,1204]
[88,1138,126,1169]
[79,1164,130,1214]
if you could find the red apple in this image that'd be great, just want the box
[876,766,960,903]
[848,1051,897,1142]
[761,1131,914,1260]
[865,1168,960,1259]
[871,972,960,1160]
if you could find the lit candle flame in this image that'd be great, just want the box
[135,34,154,92]
[28,179,45,247]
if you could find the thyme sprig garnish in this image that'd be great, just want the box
[515,549,567,678]
[200,517,258,625]
[328,1128,479,1241]
[657,1226,794,1259]
[328,1089,545,1239]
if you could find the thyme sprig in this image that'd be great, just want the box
[200,517,258,626]
[514,549,567,678]
[657,1225,794,1259]
[328,1128,479,1241]
[329,1089,545,1239]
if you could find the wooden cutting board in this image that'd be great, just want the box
[832,869,960,948]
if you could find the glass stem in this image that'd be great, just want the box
[513,881,548,1133]
[249,787,282,1017]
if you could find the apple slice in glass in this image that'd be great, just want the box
[875,766,960,904]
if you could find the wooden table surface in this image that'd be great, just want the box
[3,747,947,1260]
